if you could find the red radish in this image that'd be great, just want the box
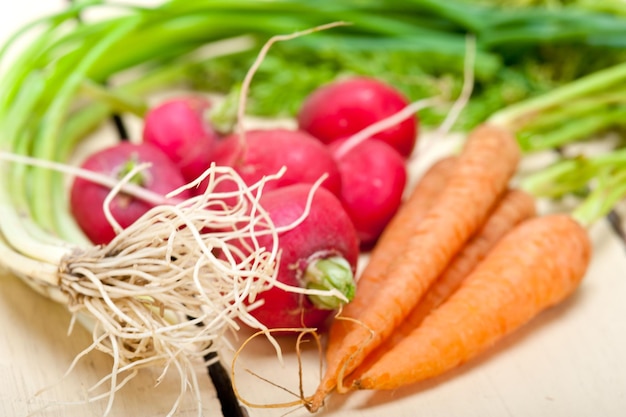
[329,138,407,248]
[70,142,192,245]
[238,184,359,330]
[212,128,342,197]
[142,95,234,183]
[297,76,418,158]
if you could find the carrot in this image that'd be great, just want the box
[313,155,455,384]
[363,155,457,280]
[309,123,520,411]
[399,188,536,329]
[346,187,536,383]
[316,156,457,388]
[352,213,591,390]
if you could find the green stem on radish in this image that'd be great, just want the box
[117,157,148,187]
[304,256,356,310]
[207,84,241,135]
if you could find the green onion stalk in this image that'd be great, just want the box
[2,0,626,414]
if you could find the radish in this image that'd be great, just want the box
[329,138,407,249]
[70,142,191,245]
[238,183,359,330]
[296,76,419,158]
[213,128,342,197]
[142,94,235,184]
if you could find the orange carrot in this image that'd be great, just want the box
[352,213,591,390]
[309,124,520,411]
[400,188,536,328]
[310,156,454,401]
[363,155,457,280]
[347,188,536,382]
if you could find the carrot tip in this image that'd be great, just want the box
[307,391,326,413]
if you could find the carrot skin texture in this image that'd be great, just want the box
[316,156,455,395]
[353,214,591,390]
[347,188,536,382]
[310,124,521,411]
[363,156,457,281]
[405,188,536,326]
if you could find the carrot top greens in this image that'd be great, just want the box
[486,60,626,229]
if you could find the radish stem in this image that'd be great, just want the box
[304,256,356,310]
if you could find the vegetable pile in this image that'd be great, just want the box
[67,71,420,334]
[2,0,626,416]
[309,124,581,409]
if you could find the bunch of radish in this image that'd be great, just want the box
[298,77,416,249]
[70,76,419,330]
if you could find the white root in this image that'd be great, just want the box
[23,162,342,416]
[234,21,348,149]
[1,136,345,415]
[332,96,442,160]
[48,165,282,414]
[432,35,477,139]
